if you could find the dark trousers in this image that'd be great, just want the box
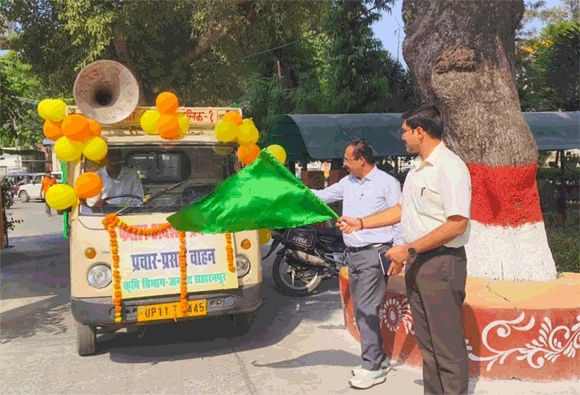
[405,247,468,395]
[45,200,52,216]
[348,245,390,371]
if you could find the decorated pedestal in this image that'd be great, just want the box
[339,267,580,381]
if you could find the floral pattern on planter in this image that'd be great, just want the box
[379,295,414,335]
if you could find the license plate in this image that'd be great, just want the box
[137,300,207,322]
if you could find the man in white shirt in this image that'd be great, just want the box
[86,149,144,207]
[312,138,403,389]
[339,105,472,395]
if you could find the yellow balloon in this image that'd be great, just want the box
[45,184,77,210]
[140,109,161,135]
[214,120,239,142]
[37,99,53,120]
[258,229,271,245]
[266,144,287,164]
[55,136,84,162]
[238,119,260,145]
[39,99,67,122]
[83,137,108,161]
[177,114,190,134]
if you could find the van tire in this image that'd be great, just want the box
[231,312,253,335]
[77,322,97,356]
[19,190,29,203]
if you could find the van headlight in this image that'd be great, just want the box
[236,255,251,278]
[87,264,112,289]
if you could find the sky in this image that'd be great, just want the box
[371,0,564,70]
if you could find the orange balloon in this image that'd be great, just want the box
[74,172,103,199]
[237,144,261,166]
[61,114,91,142]
[156,92,179,115]
[223,111,243,126]
[87,119,102,137]
[156,114,180,139]
[43,120,63,141]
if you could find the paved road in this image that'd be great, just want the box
[5,198,63,239]
[0,206,578,394]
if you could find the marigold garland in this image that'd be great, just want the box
[225,233,235,272]
[102,213,181,323]
[178,231,188,315]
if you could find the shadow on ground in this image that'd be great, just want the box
[0,235,71,343]
[104,275,343,364]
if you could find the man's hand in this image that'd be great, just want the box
[91,198,105,208]
[386,245,411,267]
[387,259,405,276]
[337,216,361,234]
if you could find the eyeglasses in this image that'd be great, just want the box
[343,156,361,164]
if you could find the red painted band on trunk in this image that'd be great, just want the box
[467,163,543,226]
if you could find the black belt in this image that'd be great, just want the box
[346,242,392,253]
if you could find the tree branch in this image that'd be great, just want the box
[159,3,256,90]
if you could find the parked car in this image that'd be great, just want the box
[2,173,34,197]
[18,171,63,202]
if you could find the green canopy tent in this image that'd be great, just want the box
[267,112,580,162]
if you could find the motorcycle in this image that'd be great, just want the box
[264,225,348,296]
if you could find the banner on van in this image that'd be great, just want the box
[167,150,338,233]
[116,227,238,299]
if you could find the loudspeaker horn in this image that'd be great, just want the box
[73,60,139,125]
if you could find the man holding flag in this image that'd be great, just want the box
[311,138,403,389]
[167,140,401,389]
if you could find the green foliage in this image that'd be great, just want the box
[517,18,579,111]
[2,0,324,104]
[0,52,49,148]
[1,178,22,240]
[319,0,415,114]
[243,0,417,143]
[545,217,580,273]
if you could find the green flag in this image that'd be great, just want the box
[167,150,338,233]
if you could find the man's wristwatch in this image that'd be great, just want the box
[408,247,417,258]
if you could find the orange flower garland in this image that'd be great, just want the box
[225,233,235,272]
[102,213,182,323]
[178,231,188,315]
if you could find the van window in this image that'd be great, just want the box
[79,144,236,216]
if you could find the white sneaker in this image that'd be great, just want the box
[348,367,387,389]
[351,360,391,377]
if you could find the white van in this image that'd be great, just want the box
[17,171,63,202]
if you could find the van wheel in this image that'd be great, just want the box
[18,190,29,203]
[231,312,254,335]
[77,322,97,356]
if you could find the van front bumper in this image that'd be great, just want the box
[71,284,262,326]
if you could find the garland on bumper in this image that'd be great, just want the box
[225,233,235,272]
[179,231,188,315]
[102,213,187,323]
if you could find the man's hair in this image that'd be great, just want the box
[45,171,51,175]
[346,138,375,165]
[402,104,443,139]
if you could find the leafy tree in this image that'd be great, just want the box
[516,21,579,111]
[0,52,49,148]
[1,0,323,105]
[319,0,414,114]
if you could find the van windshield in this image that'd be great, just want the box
[79,144,237,216]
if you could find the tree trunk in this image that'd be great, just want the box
[402,0,557,281]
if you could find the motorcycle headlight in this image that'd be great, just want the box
[236,255,251,278]
[87,264,112,289]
